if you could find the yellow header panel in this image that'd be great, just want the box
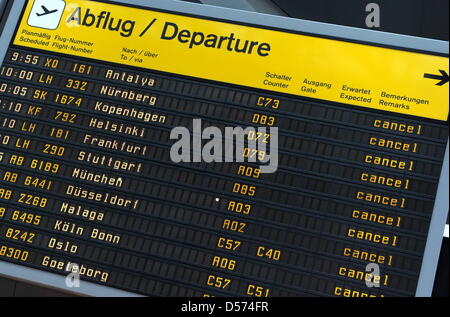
[13,0,449,120]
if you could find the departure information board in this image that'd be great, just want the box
[0,0,448,297]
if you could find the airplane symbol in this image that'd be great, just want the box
[36,6,58,17]
[28,0,66,30]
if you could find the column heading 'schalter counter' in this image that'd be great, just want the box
[0,0,448,297]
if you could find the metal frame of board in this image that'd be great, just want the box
[0,0,10,29]
[197,0,287,16]
[0,0,448,297]
[0,0,7,16]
